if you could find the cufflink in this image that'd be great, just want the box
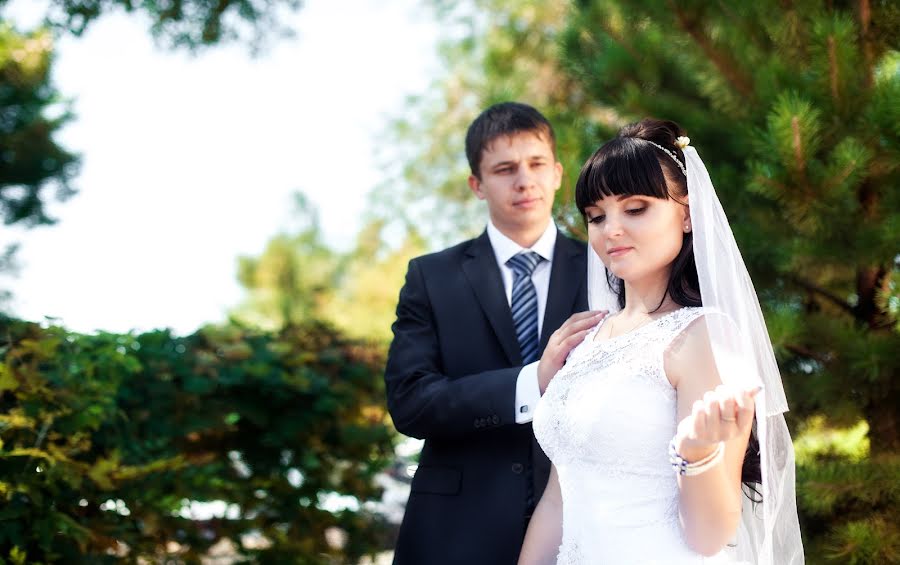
[519,405,529,413]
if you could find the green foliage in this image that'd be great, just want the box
[797,456,897,518]
[0,0,304,51]
[233,196,339,332]
[0,314,393,563]
[825,517,900,565]
[0,23,77,229]
[321,221,426,345]
[796,451,900,563]
[234,194,426,345]
[783,415,900,562]
[794,416,869,466]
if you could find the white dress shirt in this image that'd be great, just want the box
[486,220,556,424]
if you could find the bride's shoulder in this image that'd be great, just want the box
[662,308,720,388]
[665,310,714,355]
[669,305,721,322]
[664,307,735,339]
[666,306,734,351]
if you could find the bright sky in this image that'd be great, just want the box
[2,0,440,335]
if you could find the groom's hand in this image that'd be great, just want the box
[537,310,608,394]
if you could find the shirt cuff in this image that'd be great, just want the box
[515,361,541,424]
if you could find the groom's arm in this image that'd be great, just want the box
[385,258,521,441]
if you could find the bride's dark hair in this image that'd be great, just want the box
[575,118,762,496]
[575,119,698,311]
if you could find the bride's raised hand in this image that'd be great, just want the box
[537,310,607,394]
[674,384,760,461]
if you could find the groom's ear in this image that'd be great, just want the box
[468,175,486,200]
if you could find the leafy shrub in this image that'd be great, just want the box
[0,316,394,563]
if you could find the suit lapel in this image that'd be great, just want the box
[540,234,588,351]
[461,232,521,365]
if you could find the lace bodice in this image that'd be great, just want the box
[533,307,732,564]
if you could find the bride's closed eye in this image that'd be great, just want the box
[586,206,646,224]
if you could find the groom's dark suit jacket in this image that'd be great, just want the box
[385,230,587,565]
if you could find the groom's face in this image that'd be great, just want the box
[468,131,562,238]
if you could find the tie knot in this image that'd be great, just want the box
[507,251,542,276]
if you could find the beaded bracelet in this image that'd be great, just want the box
[668,439,724,476]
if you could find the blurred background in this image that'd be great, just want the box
[1,0,897,563]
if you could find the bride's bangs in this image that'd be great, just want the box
[576,139,671,216]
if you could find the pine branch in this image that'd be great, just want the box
[828,35,840,103]
[821,154,861,195]
[785,343,829,363]
[754,175,790,198]
[791,116,811,192]
[596,18,643,65]
[858,0,874,89]
[716,1,771,53]
[669,2,755,100]
[789,276,856,315]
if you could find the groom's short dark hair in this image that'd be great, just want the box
[465,102,556,179]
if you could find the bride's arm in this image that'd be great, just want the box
[518,464,563,565]
[664,319,755,556]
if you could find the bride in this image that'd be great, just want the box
[519,119,803,564]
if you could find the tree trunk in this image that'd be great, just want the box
[865,387,900,454]
[855,265,887,327]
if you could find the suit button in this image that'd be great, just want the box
[511,463,524,474]
[491,415,500,424]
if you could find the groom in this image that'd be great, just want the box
[385,102,589,564]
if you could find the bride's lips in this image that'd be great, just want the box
[607,246,633,257]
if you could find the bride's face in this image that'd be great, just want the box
[584,193,689,284]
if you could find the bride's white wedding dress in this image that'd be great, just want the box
[533,307,736,564]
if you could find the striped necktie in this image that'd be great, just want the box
[506,251,543,364]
